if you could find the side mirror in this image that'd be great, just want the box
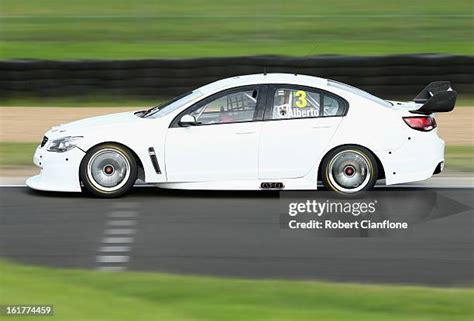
[179,114,199,127]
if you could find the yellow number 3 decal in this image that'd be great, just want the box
[295,90,307,108]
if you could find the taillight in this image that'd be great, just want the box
[403,116,437,131]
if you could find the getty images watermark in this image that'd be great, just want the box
[286,199,408,230]
[280,190,470,235]
[0,305,54,317]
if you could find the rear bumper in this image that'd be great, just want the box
[382,131,445,185]
[26,145,85,192]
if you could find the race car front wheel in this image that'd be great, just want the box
[321,146,378,194]
[80,144,137,198]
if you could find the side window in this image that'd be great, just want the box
[270,87,346,120]
[271,88,320,119]
[191,89,259,125]
[322,95,344,116]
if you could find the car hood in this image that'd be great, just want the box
[46,111,141,137]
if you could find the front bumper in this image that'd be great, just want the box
[26,145,85,192]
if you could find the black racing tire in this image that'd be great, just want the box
[321,145,378,194]
[80,143,137,198]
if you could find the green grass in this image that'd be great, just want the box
[445,146,474,172]
[1,0,473,59]
[0,259,473,321]
[1,143,473,172]
[0,142,37,167]
[455,97,474,107]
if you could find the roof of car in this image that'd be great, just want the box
[198,73,328,95]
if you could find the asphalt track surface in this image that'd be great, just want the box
[0,186,473,286]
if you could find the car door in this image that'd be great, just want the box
[258,85,347,179]
[165,85,266,182]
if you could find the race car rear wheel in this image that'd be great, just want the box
[321,146,378,194]
[80,144,137,198]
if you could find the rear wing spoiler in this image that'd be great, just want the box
[411,81,457,114]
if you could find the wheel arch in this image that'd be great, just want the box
[79,141,146,182]
[318,143,386,181]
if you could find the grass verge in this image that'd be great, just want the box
[1,0,473,59]
[445,146,474,172]
[0,142,37,167]
[2,41,472,60]
[0,259,473,321]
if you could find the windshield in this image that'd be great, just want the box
[143,90,203,118]
[328,80,392,107]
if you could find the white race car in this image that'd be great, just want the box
[26,74,456,197]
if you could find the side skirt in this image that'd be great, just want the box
[155,178,316,191]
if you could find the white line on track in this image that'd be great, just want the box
[99,246,132,253]
[105,228,136,235]
[96,255,130,264]
[107,220,137,227]
[378,185,473,189]
[96,203,139,271]
[107,211,138,219]
[102,236,134,244]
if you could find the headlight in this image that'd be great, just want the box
[47,136,83,153]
